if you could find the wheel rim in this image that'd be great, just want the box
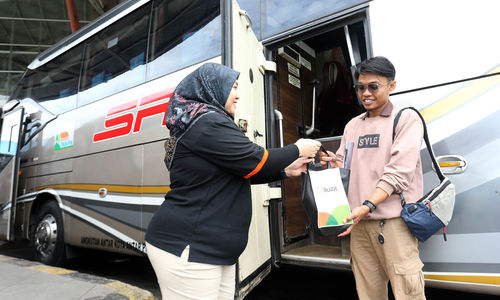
[34,214,58,258]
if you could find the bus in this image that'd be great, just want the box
[1,0,499,298]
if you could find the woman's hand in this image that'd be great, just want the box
[294,138,321,157]
[284,157,314,177]
[319,150,342,168]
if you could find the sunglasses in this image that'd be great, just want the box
[354,81,392,93]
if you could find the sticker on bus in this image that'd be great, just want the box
[55,123,74,151]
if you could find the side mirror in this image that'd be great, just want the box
[22,116,57,147]
[1,100,20,114]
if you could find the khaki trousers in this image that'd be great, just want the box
[350,218,425,300]
[146,242,235,300]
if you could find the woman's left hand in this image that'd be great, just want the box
[284,157,314,177]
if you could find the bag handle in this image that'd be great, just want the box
[307,145,333,170]
[393,107,445,182]
[320,145,333,169]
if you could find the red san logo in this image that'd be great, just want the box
[93,87,175,143]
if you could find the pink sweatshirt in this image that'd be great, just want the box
[336,101,424,220]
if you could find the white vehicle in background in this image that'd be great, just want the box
[1,0,499,298]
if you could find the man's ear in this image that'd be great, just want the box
[389,80,397,92]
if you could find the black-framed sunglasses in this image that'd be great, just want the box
[354,81,392,93]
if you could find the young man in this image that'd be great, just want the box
[322,56,426,299]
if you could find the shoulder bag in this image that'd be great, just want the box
[394,107,456,242]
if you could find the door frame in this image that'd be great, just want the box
[222,0,276,298]
[261,6,372,266]
[0,106,25,241]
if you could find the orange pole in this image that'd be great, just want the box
[65,0,80,33]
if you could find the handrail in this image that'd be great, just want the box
[274,109,284,148]
[239,9,252,29]
[305,79,319,136]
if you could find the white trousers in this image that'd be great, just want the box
[146,242,236,300]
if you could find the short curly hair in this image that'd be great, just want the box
[354,56,395,81]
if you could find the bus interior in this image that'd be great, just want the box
[271,22,368,265]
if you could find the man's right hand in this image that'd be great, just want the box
[319,150,342,168]
[294,138,321,157]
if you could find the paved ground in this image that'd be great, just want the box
[2,240,498,300]
[0,241,155,300]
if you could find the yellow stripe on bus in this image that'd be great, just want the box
[425,274,500,286]
[420,66,500,123]
[36,184,171,194]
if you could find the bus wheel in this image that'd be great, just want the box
[33,201,66,266]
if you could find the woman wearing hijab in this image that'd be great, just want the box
[145,63,320,299]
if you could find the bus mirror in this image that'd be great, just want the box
[22,116,57,147]
[1,100,20,114]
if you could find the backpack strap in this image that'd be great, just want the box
[393,107,445,182]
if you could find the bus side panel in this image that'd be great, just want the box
[17,59,219,255]
[370,0,500,286]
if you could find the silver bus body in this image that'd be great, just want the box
[1,0,499,297]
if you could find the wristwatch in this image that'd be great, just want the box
[362,200,376,213]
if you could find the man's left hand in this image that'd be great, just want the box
[337,205,370,237]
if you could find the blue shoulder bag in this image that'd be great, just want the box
[393,107,456,242]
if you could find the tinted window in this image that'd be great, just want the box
[79,3,150,106]
[147,0,220,80]
[348,21,368,64]
[260,0,368,40]
[14,44,84,114]
[238,0,261,40]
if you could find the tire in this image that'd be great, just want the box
[32,201,66,266]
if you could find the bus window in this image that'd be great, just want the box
[238,0,261,40]
[347,21,369,66]
[147,0,220,81]
[259,0,368,40]
[78,3,150,106]
[18,43,84,115]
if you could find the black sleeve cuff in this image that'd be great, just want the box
[250,144,298,184]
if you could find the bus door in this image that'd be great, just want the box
[225,0,279,297]
[0,106,24,241]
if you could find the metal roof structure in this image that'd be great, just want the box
[0,0,123,104]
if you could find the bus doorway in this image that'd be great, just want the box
[270,21,368,267]
[0,106,24,241]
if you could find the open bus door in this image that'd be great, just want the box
[224,0,279,298]
[0,105,24,241]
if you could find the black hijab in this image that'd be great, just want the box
[165,62,240,138]
[164,63,240,169]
